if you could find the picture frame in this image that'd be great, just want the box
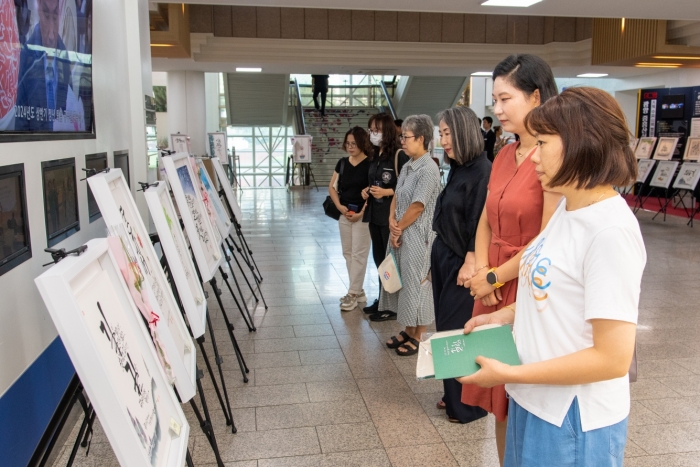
[170,134,190,155]
[161,152,223,283]
[291,135,313,163]
[35,238,189,467]
[85,152,108,223]
[144,181,207,338]
[114,150,130,188]
[195,158,232,238]
[652,137,679,161]
[207,132,227,159]
[42,158,80,247]
[634,137,657,160]
[637,159,656,184]
[87,169,197,401]
[683,137,700,161]
[0,163,32,276]
[629,137,639,153]
[672,163,700,191]
[649,161,679,188]
[211,156,243,222]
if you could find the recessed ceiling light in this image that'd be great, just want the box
[236,67,262,72]
[471,72,493,76]
[481,0,543,7]
[576,73,609,78]
[635,63,681,68]
[652,56,700,60]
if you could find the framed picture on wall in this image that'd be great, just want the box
[211,156,243,222]
[35,238,190,467]
[85,152,107,223]
[635,137,657,160]
[0,163,31,276]
[161,152,223,283]
[195,158,232,238]
[42,158,80,247]
[649,161,679,188]
[683,137,700,161]
[144,181,207,338]
[636,160,656,184]
[652,137,679,161]
[87,169,197,401]
[672,163,700,191]
[114,150,130,187]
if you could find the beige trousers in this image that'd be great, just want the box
[338,216,371,295]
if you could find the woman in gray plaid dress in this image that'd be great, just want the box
[380,114,442,356]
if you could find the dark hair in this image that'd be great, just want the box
[343,126,374,158]
[369,113,400,160]
[493,54,558,105]
[483,116,493,125]
[394,119,403,127]
[436,107,484,165]
[524,87,637,189]
[494,125,502,133]
[478,118,482,124]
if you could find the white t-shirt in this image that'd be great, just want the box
[505,195,646,432]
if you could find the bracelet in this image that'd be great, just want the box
[503,304,516,314]
[475,265,489,272]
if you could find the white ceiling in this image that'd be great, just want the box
[180,0,700,21]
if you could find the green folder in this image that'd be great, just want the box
[431,325,520,380]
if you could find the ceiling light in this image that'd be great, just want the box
[236,67,262,73]
[151,44,173,47]
[635,63,681,68]
[481,0,543,6]
[576,73,609,78]
[652,56,700,60]
[471,72,493,76]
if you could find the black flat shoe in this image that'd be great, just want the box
[363,299,379,314]
[369,311,397,322]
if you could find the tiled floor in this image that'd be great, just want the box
[52,187,700,466]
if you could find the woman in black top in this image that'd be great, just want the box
[328,127,372,311]
[431,107,491,424]
[361,113,410,320]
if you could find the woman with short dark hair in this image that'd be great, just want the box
[431,106,491,424]
[458,86,645,467]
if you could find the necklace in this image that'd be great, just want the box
[589,191,610,206]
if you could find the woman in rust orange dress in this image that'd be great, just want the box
[461,54,561,466]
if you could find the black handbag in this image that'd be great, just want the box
[323,158,345,220]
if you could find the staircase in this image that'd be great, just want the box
[303,107,375,185]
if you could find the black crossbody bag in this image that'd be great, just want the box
[323,158,346,220]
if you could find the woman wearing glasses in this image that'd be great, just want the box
[381,115,442,356]
[328,127,372,311]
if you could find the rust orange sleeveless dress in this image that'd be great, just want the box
[460,142,544,422]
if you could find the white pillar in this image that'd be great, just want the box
[167,71,207,156]
[205,72,221,138]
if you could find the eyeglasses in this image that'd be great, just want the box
[399,135,416,142]
[368,129,379,135]
[345,142,357,148]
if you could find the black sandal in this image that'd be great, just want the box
[386,331,410,349]
[396,337,420,356]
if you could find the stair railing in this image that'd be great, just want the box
[291,78,306,135]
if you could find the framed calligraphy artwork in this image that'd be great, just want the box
[210,156,243,222]
[207,132,227,159]
[195,158,232,238]
[35,238,189,467]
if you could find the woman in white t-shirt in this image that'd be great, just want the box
[457,86,646,467]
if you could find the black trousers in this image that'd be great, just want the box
[313,88,327,112]
[369,223,390,303]
[431,236,488,423]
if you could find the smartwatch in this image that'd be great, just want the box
[486,268,504,289]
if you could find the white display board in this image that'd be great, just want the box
[170,134,190,155]
[649,161,679,188]
[637,159,656,184]
[635,137,657,160]
[195,158,233,238]
[672,163,700,191]
[684,137,700,161]
[144,181,207,338]
[161,153,223,283]
[291,135,313,163]
[87,169,196,401]
[208,132,227,159]
[211,156,243,222]
[35,239,189,467]
[652,137,679,161]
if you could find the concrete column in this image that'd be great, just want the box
[167,70,207,156]
[205,72,221,138]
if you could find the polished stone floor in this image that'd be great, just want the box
[52,187,700,467]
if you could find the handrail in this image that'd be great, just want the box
[379,81,397,120]
[292,78,306,135]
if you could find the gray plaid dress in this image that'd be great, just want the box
[379,153,442,327]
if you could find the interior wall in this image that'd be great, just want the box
[0,1,152,464]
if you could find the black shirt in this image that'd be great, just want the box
[335,157,370,210]
[484,129,496,162]
[312,75,329,91]
[363,149,410,226]
[432,153,491,259]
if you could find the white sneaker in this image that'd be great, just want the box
[356,290,367,303]
[339,293,351,303]
[340,294,358,311]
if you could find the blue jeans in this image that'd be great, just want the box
[505,397,628,467]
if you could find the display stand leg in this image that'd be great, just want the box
[186,448,195,467]
[218,187,264,283]
[66,391,95,466]
[178,375,227,466]
[653,188,675,221]
[306,164,319,192]
[218,263,255,332]
[688,196,699,227]
[230,227,264,286]
[209,276,250,382]
[224,238,266,310]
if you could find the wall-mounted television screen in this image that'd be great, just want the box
[660,95,685,120]
[113,150,129,187]
[0,163,31,276]
[0,0,93,142]
[85,152,106,222]
[42,158,79,247]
